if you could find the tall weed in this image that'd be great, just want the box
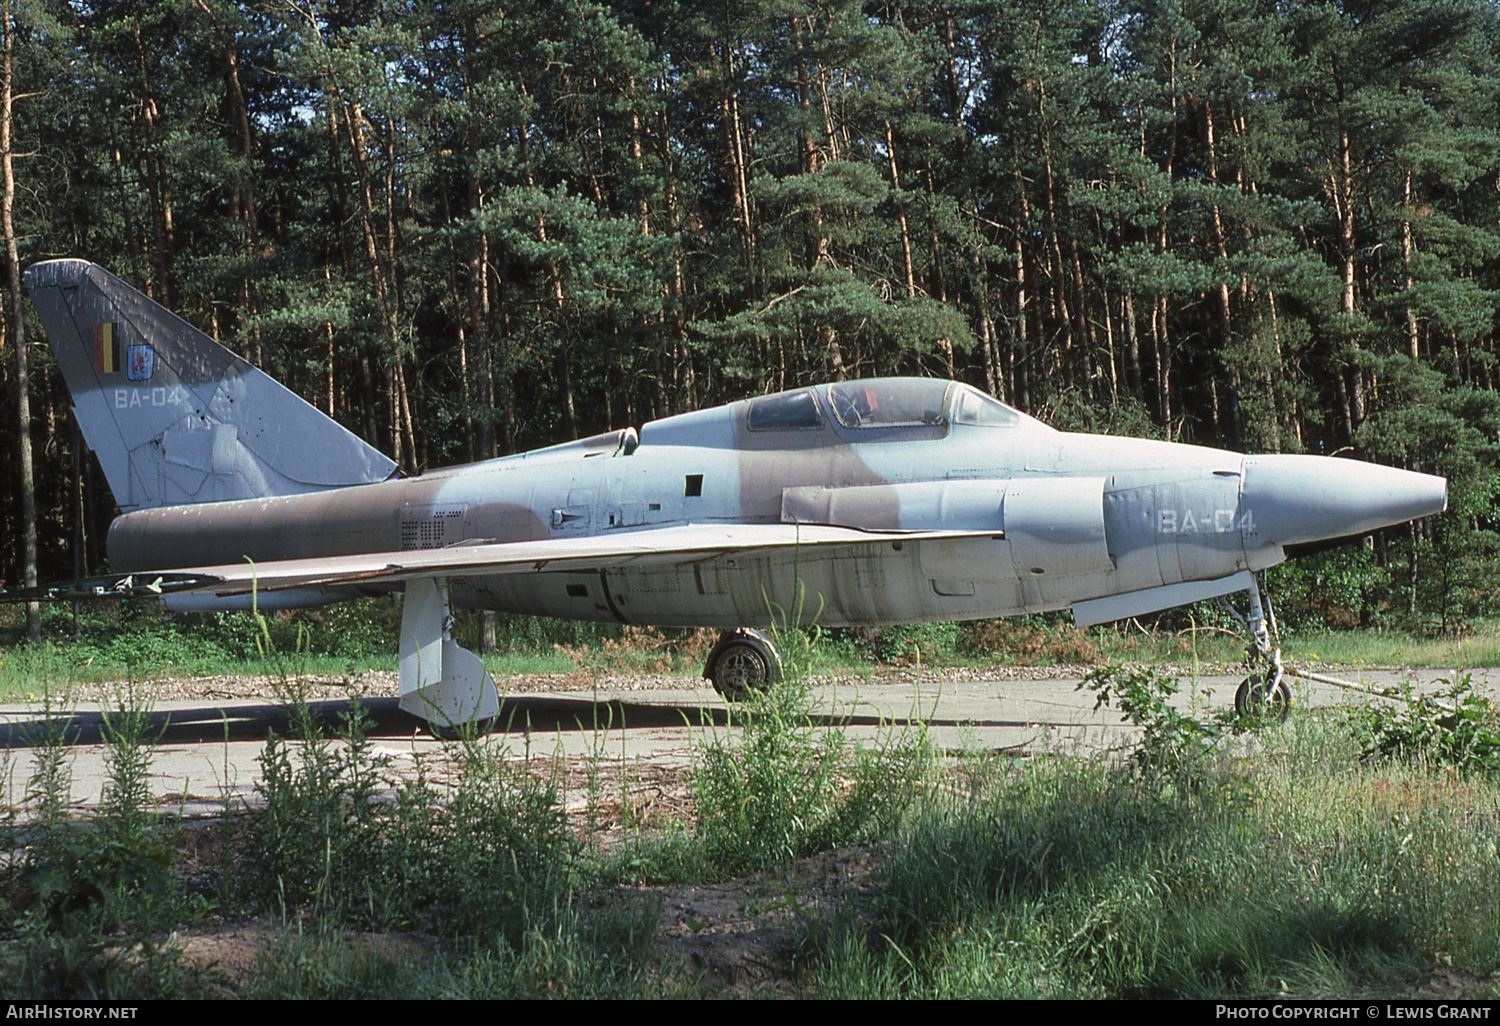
[9,690,201,997]
[248,694,388,924]
[1079,664,1225,784]
[692,610,932,876]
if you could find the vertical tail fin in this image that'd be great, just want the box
[25,260,396,511]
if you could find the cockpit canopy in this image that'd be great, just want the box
[639,377,1040,450]
[825,379,947,429]
[749,378,1025,433]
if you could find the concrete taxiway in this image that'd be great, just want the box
[1,665,1491,818]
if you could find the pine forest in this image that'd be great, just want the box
[1,0,1498,630]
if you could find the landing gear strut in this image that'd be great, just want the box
[1221,574,1292,720]
[703,628,781,700]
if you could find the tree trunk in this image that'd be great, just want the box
[129,9,174,305]
[1203,100,1241,446]
[1325,63,1365,438]
[1035,81,1073,390]
[192,0,259,360]
[1,4,37,641]
[718,41,754,270]
[1401,168,1420,362]
[885,122,916,298]
[1012,166,1033,410]
[343,96,411,469]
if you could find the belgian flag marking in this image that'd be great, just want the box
[91,323,121,375]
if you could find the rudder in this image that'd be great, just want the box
[25,259,396,511]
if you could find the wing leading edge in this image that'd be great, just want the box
[1,522,1003,603]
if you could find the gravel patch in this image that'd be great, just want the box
[53,659,1249,706]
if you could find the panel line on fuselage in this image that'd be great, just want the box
[598,569,628,624]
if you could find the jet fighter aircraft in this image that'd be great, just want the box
[12,260,1448,731]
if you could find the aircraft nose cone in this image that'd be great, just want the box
[1241,455,1447,547]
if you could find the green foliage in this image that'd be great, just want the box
[1359,674,1500,777]
[14,648,1500,997]
[804,711,1500,998]
[1043,390,1160,439]
[247,697,386,923]
[417,744,578,949]
[692,658,931,878]
[1421,471,1500,628]
[245,693,578,946]
[848,621,962,664]
[1080,664,1225,781]
[465,613,622,655]
[1,600,402,690]
[1357,367,1500,626]
[688,582,934,878]
[1267,545,1392,630]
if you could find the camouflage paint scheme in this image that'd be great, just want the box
[20,260,1448,726]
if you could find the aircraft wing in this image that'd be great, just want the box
[1,523,1002,602]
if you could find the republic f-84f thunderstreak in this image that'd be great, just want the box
[14,260,1447,731]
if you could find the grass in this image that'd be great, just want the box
[802,697,1500,999]
[1280,624,1500,669]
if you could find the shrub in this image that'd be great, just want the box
[1359,674,1500,777]
[1080,664,1225,782]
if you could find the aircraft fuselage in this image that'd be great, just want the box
[106,379,1444,629]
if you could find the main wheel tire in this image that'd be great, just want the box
[704,629,780,700]
[1234,669,1292,721]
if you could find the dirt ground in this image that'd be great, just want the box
[161,748,875,996]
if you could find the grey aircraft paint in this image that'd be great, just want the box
[18,260,1449,728]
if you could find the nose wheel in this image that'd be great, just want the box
[703,628,781,700]
[1234,665,1292,720]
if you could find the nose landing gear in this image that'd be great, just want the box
[1223,575,1292,721]
[1235,663,1292,719]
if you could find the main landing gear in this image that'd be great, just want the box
[703,628,781,700]
[399,578,501,738]
[1222,574,1292,720]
